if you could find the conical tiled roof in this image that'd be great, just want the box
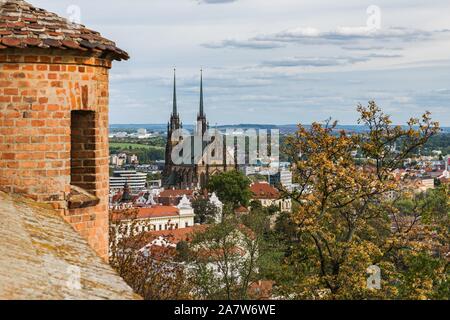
[0,0,129,60]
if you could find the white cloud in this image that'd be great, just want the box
[252,26,449,45]
[28,0,450,125]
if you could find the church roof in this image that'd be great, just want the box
[0,0,129,60]
[0,191,139,300]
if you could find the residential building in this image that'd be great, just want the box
[250,182,292,213]
[137,223,257,294]
[110,153,127,166]
[128,154,139,165]
[111,195,196,239]
[157,188,196,206]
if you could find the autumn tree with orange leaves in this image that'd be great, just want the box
[278,101,448,299]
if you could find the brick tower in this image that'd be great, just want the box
[0,1,129,259]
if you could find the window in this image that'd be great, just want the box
[71,111,96,195]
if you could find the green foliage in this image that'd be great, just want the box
[147,172,162,181]
[396,252,449,300]
[109,137,166,162]
[189,217,259,300]
[250,200,263,211]
[421,133,450,156]
[176,241,191,262]
[207,171,252,208]
[248,174,268,183]
[244,209,290,285]
[415,185,450,223]
[192,198,220,224]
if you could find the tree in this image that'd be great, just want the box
[278,101,445,299]
[250,200,263,211]
[207,171,252,208]
[109,209,193,300]
[188,217,261,300]
[147,172,162,181]
[388,185,449,299]
[176,241,191,262]
[192,198,220,224]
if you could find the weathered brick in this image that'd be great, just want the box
[4,88,18,95]
[0,51,113,259]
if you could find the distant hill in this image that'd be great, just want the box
[110,124,450,134]
[110,124,194,132]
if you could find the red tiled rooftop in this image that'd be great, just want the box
[159,189,194,198]
[112,206,180,221]
[143,225,209,245]
[0,0,128,60]
[250,182,280,199]
[234,206,249,213]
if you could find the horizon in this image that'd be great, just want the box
[109,123,450,129]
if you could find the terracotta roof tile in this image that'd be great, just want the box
[142,225,209,246]
[0,0,129,60]
[112,206,180,221]
[137,206,180,218]
[159,189,195,198]
[234,205,249,213]
[250,182,280,199]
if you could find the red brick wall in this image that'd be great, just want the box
[0,49,112,259]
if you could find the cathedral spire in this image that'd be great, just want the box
[199,69,204,118]
[173,68,177,116]
[197,69,207,136]
[169,69,181,132]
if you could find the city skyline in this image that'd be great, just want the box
[0,0,448,303]
[32,0,450,125]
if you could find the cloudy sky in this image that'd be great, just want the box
[32,0,450,125]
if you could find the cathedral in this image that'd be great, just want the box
[163,70,238,190]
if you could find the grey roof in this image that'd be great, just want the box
[0,191,139,300]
